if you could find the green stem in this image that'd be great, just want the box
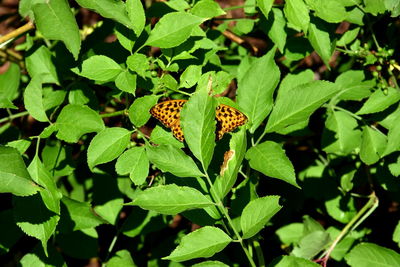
[100,110,127,118]
[213,17,257,21]
[101,232,119,267]
[35,136,41,156]
[223,4,255,11]
[335,47,358,55]
[254,130,267,146]
[253,240,265,267]
[366,19,380,50]
[0,21,35,45]
[201,165,256,267]
[131,125,151,146]
[173,89,192,96]
[0,111,29,124]
[318,193,378,265]
[330,105,363,121]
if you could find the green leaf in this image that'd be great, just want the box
[181,88,217,170]
[73,55,122,82]
[192,261,229,267]
[275,70,314,114]
[283,0,310,33]
[265,8,287,53]
[336,0,362,6]
[327,227,360,261]
[292,231,330,259]
[237,48,280,133]
[129,95,159,127]
[146,144,203,177]
[115,24,137,52]
[59,197,105,232]
[32,0,81,59]
[257,0,274,18]
[55,104,105,143]
[120,209,159,238]
[94,198,124,225]
[383,112,400,156]
[0,62,20,109]
[6,139,32,154]
[75,0,135,30]
[393,221,400,247]
[159,73,178,91]
[145,12,205,48]
[19,244,65,267]
[325,195,357,223]
[127,184,213,215]
[345,243,400,267]
[179,65,202,88]
[115,147,149,185]
[336,70,374,100]
[163,226,232,262]
[24,76,49,122]
[107,249,137,267]
[43,87,67,111]
[115,70,136,94]
[235,19,255,34]
[150,125,184,149]
[126,53,150,78]
[246,141,298,187]
[191,0,226,18]
[87,127,131,170]
[241,196,282,239]
[214,128,247,199]
[389,156,400,177]
[265,81,339,133]
[0,146,40,196]
[307,20,332,67]
[41,140,75,177]
[303,215,325,234]
[276,223,304,245]
[313,0,347,23]
[270,255,321,267]
[13,194,59,256]
[346,6,364,25]
[40,124,58,139]
[197,71,233,95]
[337,27,360,46]
[356,87,400,115]
[126,0,146,36]
[165,0,190,11]
[28,156,62,214]
[25,45,59,84]
[360,126,387,165]
[364,0,387,15]
[322,110,362,155]
[126,53,149,78]
[68,82,97,106]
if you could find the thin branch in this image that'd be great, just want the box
[317,193,379,267]
[0,21,35,45]
[0,111,29,124]
[201,165,257,267]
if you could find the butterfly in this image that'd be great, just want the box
[150,99,247,142]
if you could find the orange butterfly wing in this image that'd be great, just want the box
[215,104,247,140]
[150,100,187,142]
[150,100,247,141]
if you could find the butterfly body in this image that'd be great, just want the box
[150,99,247,142]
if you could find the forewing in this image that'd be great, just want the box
[216,104,247,139]
[150,100,187,141]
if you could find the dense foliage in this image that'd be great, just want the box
[1,0,400,266]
